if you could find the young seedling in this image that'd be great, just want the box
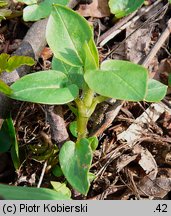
[0,53,35,95]
[0,5,167,195]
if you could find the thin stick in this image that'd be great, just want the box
[37,161,47,188]
[140,18,171,67]
[99,0,162,46]
[103,3,169,60]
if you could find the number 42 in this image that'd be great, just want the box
[155,204,167,213]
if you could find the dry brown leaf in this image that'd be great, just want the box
[40,47,53,60]
[158,58,171,94]
[137,168,171,198]
[134,145,158,178]
[77,0,110,18]
[116,154,138,172]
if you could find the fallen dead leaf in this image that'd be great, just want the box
[116,154,138,172]
[137,168,171,198]
[134,145,158,178]
[77,0,110,18]
[40,47,53,60]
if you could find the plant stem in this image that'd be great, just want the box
[75,86,108,141]
[76,86,96,141]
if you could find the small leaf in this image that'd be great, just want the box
[0,0,8,7]
[144,79,167,102]
[6,56,35,72]
[0,119,11,152]
[84,60,148,101]
[69,121,77,138]
[0,184,71,200]
[52,57,84,89]
[0,79,13,95]
[59,139,93,195]
[109,0,144,18]
[10,70,79,104]
[83,38,99,71]
[0,116,20,169]
[88,172,96,183]
[15,0,38,5]
[7,117,20,170]
[0,53,9,72]
[169,74,171,87]
[46,4,93,66]
[0,9,12,19]
[52,165,63,177]
[23,0,69,21]
[0,53,35,73]
[88,136,98,151]
[51,181,71,198]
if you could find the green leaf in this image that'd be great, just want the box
[10,70,79,104]
[0,184,71,200]
[15,0,38,5]
[144,79,167,102]
[0,53,9,72]
[84,60,148,101]
[109,0,144,18]
[8,117,20,170]
[23,0,69,21]
[83,38,99,71]
[169,74,171,87]
[69,121,77,138]
[0,0,8,7]
[6,56,35,72]
[88,172,96,183]
[52,57,84,89]
[52,165,63,177]
[0,9,11,19]
[59,139,93,195]
[0,117,20,169]
[0,53,35,73]
[88,136,98,151]
[0,119,11,152]
[51,181,71,198]
[46,4,93,67]
[0,80,13,95]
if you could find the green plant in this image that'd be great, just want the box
[109,0,144,18]
[0,54,34,171]
[0,53,35,95]
[16,0,69,21]
[0,183,71,199]
[0,5,167,195]
[0,0,12,20]
[0,116,20,170]
[109,0,171,18]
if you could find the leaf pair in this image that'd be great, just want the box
[46,5,99,69]
[11,5,166,105]
[0,53,35,73]
[16,0,69,21]
[85,60,167,102]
